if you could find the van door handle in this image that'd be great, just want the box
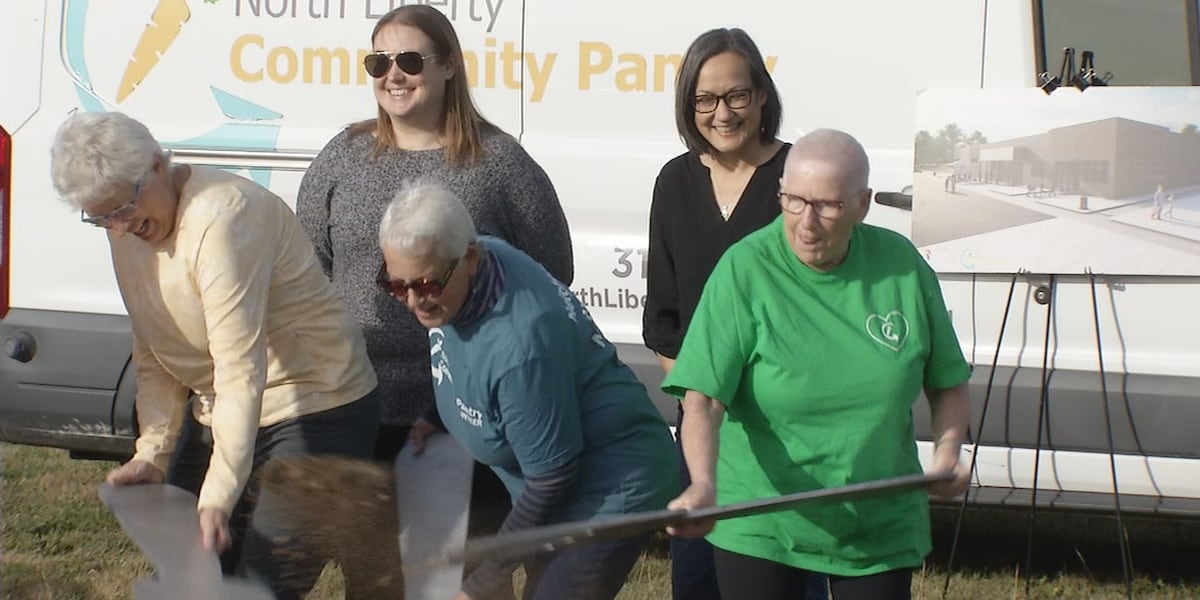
[874,191,913,211]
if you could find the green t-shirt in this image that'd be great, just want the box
[663,217,970,577]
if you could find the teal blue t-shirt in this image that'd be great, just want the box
[663,218,971,576]
[431,238,678,521]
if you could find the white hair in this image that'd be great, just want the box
[50,112,168,210]
[378,181,477,261]
[787,128,871,192]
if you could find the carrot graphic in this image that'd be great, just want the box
[116,0,192,103]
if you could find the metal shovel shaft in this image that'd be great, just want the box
[405,470,954,573]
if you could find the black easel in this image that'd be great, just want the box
[1086,268,1134,599]
[941,270,1134,600]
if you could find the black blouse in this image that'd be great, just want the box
[643,144,790,358]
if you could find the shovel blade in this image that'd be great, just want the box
[395,434,476,598]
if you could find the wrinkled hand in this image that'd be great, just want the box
[927,445,971,498]
[198,507,232,553]
[105,460,164,486]
[665,481,716,538]
[407,417,442,456]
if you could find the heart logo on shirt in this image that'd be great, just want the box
[866,311,909,352]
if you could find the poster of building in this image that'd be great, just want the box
[912,87,1200,276]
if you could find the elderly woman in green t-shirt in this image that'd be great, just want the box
[663,129,971,600]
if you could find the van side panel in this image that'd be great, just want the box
[520,0,986,345]
[0,309,135,455]
[0,1,45,132]
[1,0,1198,513]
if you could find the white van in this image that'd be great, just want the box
[2,0,1198,515]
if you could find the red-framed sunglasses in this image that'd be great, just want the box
[377,259,459,300]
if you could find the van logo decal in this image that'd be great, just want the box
[866,311,909,352]
[118,0,193,102]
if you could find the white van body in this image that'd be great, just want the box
[1,0,1197,515]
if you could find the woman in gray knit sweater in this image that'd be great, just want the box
[296,5,574,462]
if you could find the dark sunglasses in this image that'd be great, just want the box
[377,259,459,300]
[363,51,441,78]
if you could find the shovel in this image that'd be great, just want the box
[402,470,955,574]
[99,483,273,600]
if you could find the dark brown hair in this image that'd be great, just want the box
[350,5,498,164]
[674,28,782,154]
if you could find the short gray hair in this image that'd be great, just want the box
[50,112,167,210]
[378,181,477,261]
[787,128,871,193]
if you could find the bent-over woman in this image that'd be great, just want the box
[50,111,381,599]
[380,181,677,600]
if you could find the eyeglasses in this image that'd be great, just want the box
[693,88,754,114]
[377,259,459,300]
[777,191,846,218]
[81,180,141,228]
[363,51,441,78]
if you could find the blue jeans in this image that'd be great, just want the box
[167,390,380,599]
[521,533,652,600]
[672,406,828,600]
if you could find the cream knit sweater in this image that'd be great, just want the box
[112,166,376,514]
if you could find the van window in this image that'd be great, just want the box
[1035,0,1200,85]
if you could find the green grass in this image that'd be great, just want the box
[4,443,1200,599]
[1,443,151,599]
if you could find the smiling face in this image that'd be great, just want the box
[381,242,477,329]
[778,158,871,271]
[371,23,454,132]
[82,157,179,244]
[693,51,766,158]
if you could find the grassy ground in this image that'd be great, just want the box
[1,443,151,598]
[3,443,1199,599]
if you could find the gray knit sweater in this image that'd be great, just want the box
[296,127,574,426]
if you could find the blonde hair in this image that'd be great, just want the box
[351,5,499,164]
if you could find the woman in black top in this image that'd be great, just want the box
[642,28,826,600]
[644,28,785,367]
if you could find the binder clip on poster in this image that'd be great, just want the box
[1039,47,1114,94]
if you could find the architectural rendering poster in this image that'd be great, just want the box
[913,87,1200,276]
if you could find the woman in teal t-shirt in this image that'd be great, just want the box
[663,129,972,600]
[377,181,678,600]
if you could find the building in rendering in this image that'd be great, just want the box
[959,117,1200,199]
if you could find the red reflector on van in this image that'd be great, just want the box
[0,125,10,319]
